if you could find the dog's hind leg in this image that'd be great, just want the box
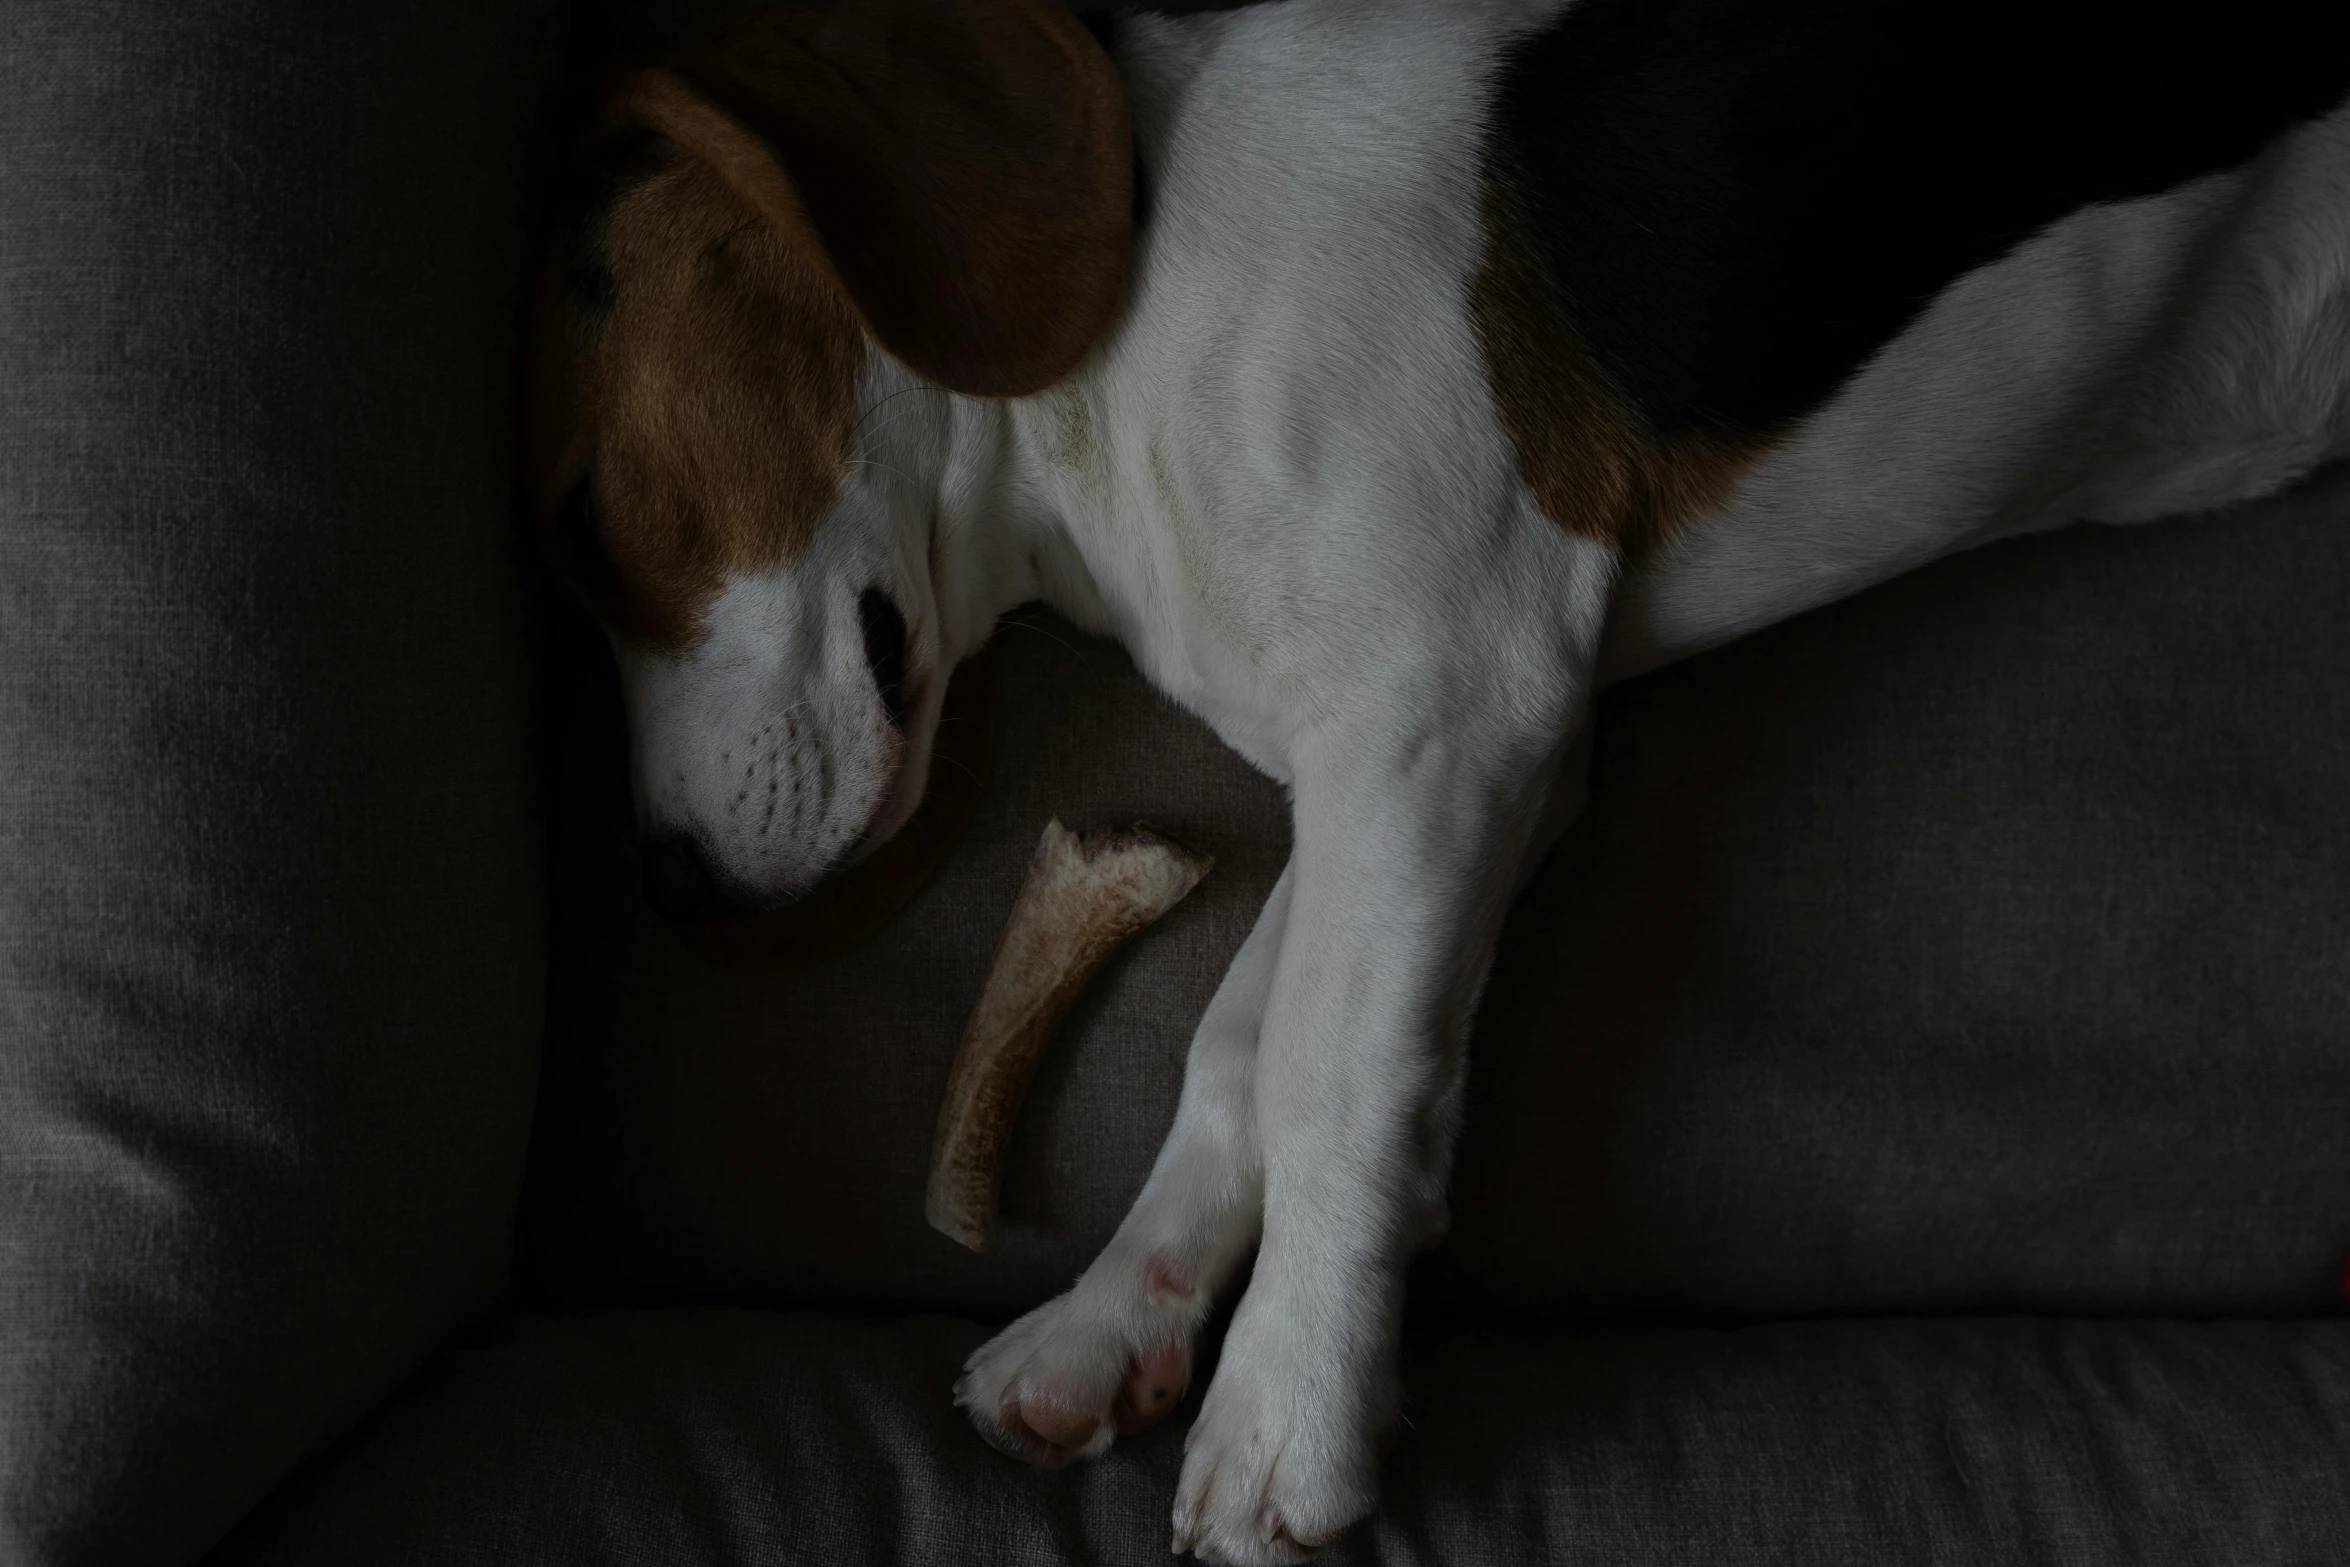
[954,863,1290,1465]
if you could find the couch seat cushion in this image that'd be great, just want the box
[213,1307,2350,1566]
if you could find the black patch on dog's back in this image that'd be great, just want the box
[1492,0,2350,435]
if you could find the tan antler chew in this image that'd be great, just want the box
[926,819,1212,1251]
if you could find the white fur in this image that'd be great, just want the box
[1602,104,2350,681]
[611,2,2350,1558]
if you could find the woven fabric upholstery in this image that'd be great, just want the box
[0,5,556,1561]
[212,1308,2350,1566]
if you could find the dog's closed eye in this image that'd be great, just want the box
[859,587,910,729]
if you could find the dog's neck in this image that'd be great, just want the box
[911,362,1137,676]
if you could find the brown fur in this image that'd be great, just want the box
[660,0,1132,398]
[1471,159,1771,553]
[581,151,863,638]
[533,0,1133,645]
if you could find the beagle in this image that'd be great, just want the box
[531,1,2350,1560]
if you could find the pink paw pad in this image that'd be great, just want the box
[1146,1257,1197,1299]
[1115,1339,1193,1434]
[1010,1399,1103,1455]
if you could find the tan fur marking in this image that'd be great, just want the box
[1471,161,1771,553]
[582,154,862,638]
[1048,386,1099,476]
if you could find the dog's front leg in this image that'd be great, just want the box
[1173,715,1569,1565]
[956,864,1292,1463]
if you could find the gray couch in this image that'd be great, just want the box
[3,4,2346,1564]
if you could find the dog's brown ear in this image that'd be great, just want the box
[608,0,1131,398]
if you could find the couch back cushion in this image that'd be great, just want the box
[0,5,553,1561]
[524,466,2350,1325]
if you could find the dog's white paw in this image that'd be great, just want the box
[1170,1301,1388,1565]
[956,1271,1198,1467]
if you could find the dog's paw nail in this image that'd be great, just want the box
[1170,1507,1200,1554]
[1172,1488,1205,1555]
[1264,1506,1333,1554]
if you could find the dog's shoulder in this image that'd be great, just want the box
[1475,0,2350,550]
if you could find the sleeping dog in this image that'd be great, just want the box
[531,1,2350,1560]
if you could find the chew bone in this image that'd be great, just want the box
[927,819,1212,1250]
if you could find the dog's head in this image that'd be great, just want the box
[529,0,1130,916]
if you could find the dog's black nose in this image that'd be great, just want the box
[859,587,909,729]
[640,830,754,921]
